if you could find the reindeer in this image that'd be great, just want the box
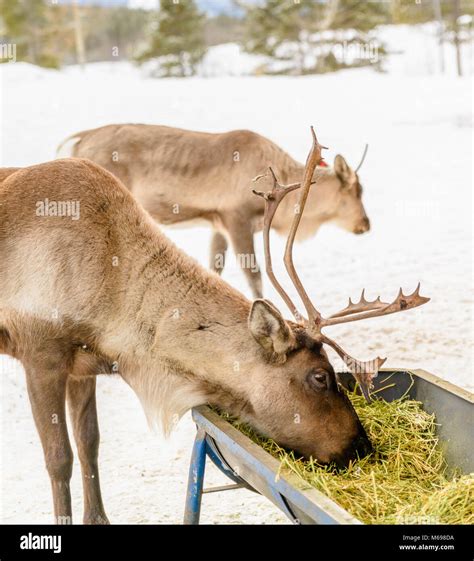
[57,124,370,298]
[1,129,427,524]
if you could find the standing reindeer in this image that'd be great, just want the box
[57,124,370,298]
[1,129,427,524]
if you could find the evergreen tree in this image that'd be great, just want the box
[137,0,207,77]
[0,0,60,68]
[333,0,389,32]
[242,0,322,60]
[240,0,389,75]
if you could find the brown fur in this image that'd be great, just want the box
[0,167,20,184]
[58,125,370,297]
[0,158,371,524]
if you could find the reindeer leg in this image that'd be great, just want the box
[67,376,109,525]
[25,366,73,524]
[209,231,228,275]
[227,219,263,299]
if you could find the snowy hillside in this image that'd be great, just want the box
[0,24,472,525]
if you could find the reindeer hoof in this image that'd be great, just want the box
[84,512,110,525]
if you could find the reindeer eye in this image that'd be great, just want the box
[307,370,327,391]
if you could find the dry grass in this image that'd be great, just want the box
[219,387,473,524]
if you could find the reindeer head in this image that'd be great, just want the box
[332,148,370,235]
[244,298,372,465]
[248,127,429,464]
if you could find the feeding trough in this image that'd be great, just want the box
[183,368,473,525]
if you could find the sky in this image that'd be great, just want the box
[131,0,243,15]
[66,0,242,16]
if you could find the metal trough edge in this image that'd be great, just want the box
[190,368,473,524]
[192,405,361,525]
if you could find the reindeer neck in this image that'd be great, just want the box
[102,224,258,429]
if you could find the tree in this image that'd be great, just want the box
[389,0,473,76]
[240,0,388,75]
[0,0,60,68]
[333,0,389,32]
[71,6,150,64]
[432,0,445,73]
[241,0,322,66]
[452,0,462,76]
[137,0,207,77]
[72,0,86,68]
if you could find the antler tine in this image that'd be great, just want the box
[283,126,328,329]
[252,168,304,322]
[319,282,429,401]
[322,283,430,328]
[329,289,390,319]
[355,143,369,173]
[253,173,318,193]
[320,334,386,401]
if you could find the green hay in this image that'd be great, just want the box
[218,390,473,524]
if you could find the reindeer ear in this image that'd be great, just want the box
[334,155,353,185]
[249,299,295,357]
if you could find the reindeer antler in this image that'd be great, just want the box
[253,127,430,401]
[252,168,304,322]
[283,127,327,330]
[323,284,429,327]
[355,143,369,173]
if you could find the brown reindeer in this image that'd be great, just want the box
[57,124,370,298]
[1,130,426,524]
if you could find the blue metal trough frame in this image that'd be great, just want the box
[183,369,473,525]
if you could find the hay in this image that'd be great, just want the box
[219,388,474,524]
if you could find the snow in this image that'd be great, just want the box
[0,26,472,524]
[198,43,268,78]
[139,23,474,78]
[378,23,474,77]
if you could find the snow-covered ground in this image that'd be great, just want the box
[0,25,472,524]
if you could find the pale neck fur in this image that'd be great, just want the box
[97,218,260,434]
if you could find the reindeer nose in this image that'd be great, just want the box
[354,217,370,235]
[332,433,373,468]
[354,433,373,459]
